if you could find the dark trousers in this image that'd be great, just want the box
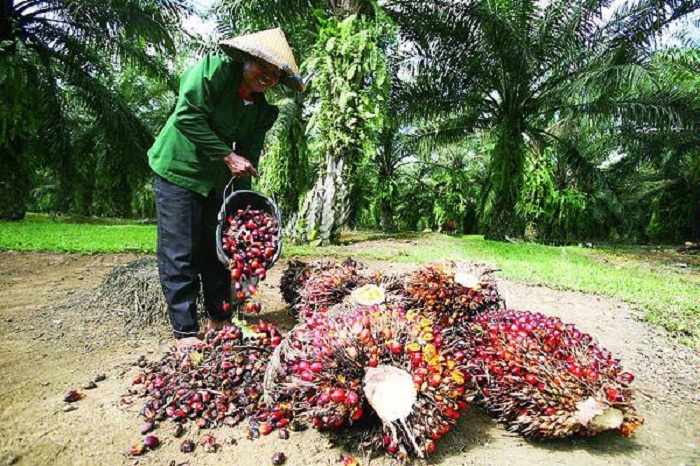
[154,174,230,338]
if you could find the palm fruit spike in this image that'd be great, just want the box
[285,258,367,320]
[459,310,643,438]
[264,279,468,459]
[405,261,505,326]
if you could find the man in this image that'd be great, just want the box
[148,28,305,351]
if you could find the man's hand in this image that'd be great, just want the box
[224,153,258,178]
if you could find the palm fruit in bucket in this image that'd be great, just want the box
[405,261,505,326]
[221,205,280,311]
[459,309,643,438]
[264,277,469,459]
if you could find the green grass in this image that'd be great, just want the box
[1,217,696,342]
[0,215,157,253]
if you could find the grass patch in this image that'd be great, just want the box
[1,219,696,342]
[0,216,157,253]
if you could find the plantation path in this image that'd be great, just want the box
[0,251,696,466]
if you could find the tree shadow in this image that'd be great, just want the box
[428,409,497,463]
[525,429,642,456]
[431,408,642,463]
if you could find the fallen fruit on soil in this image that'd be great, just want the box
[63,390,82,403]
[201,434,219,453]
[127,322,283,444]
[129,442,145,456]
[140,420,155,434]
[271,452,287,465]
[143,435,160,449]
[180,439,195,453]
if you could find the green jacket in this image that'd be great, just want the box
[148,54,279,196]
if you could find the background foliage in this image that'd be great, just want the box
[1,0,697,244]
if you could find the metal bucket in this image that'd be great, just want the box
[215,189,282,270]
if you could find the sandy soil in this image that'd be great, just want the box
[0,251,697,466]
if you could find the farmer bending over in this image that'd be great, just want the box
[148,28,305,351]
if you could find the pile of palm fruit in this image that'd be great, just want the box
[126,321,293,456]
[127,259,642,460]
[271,259,642,457]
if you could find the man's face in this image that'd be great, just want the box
[243,59,281,93]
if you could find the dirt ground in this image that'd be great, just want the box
[0,251,697,466]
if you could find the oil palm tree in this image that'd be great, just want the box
[385,0,699,240]
[0,0,188,218]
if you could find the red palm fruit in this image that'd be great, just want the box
[405,261,504,326]
[330,389,346,403]
[259,422,273,436]
[460,310,643,438]
[310,362,324,373]
[143,435,160,449]
[265,281,468,460]
[279,258,368,319]
[345,390,360,406]
[129,442,145,456]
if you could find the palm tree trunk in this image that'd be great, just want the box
[482,123,526,240]
[0,135,29,220]
[0,0,13,44]
[286,155,350,245]
[379,196,396,232]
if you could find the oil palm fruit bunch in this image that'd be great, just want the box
[222,206,279,313]
[279,259,310,306]
[265,280,469,459]
[129,322,283,438]
[459,310,643,438]
[405,261,505,326]
[283,258,368,320]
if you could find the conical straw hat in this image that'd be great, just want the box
[219,28,306,92]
